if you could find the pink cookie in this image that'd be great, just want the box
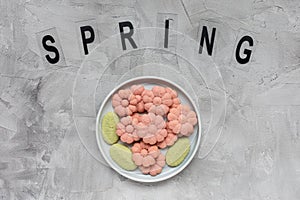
[129,85,145,113]
[131,142,166,176]
[157,128,178,149]
[116,116,140,144]
[131,141,150,153]
[167,104,198,137]
[165,87,181,108]
[134,113,168,145]
[142,87,169,116]
[112,89,135,117]
[142,89,154,105]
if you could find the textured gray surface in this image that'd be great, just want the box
[1,0,300,199]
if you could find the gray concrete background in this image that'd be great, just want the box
[0,0,300,199]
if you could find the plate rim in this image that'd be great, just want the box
[96,75,202,182]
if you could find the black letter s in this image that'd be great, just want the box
[42,35,60,64]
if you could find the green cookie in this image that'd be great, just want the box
[101,112,119,144]
[109,143,137,171]
[166,137,190,167]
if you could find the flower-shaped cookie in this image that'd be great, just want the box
[116,116,140,144]
[132,142,166,176]
[129,85,145,113]
[112,89,135,117]
[157,129,178,149]
[134,113,168,145]
[142,89,154,107]
[165,87,181,108]
[142,86,169,116]
[167,104,198,137]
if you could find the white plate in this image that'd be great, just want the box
[96,76,201,182]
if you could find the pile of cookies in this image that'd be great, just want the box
[101,84,198,176]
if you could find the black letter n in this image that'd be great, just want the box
[199,26,216,56]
